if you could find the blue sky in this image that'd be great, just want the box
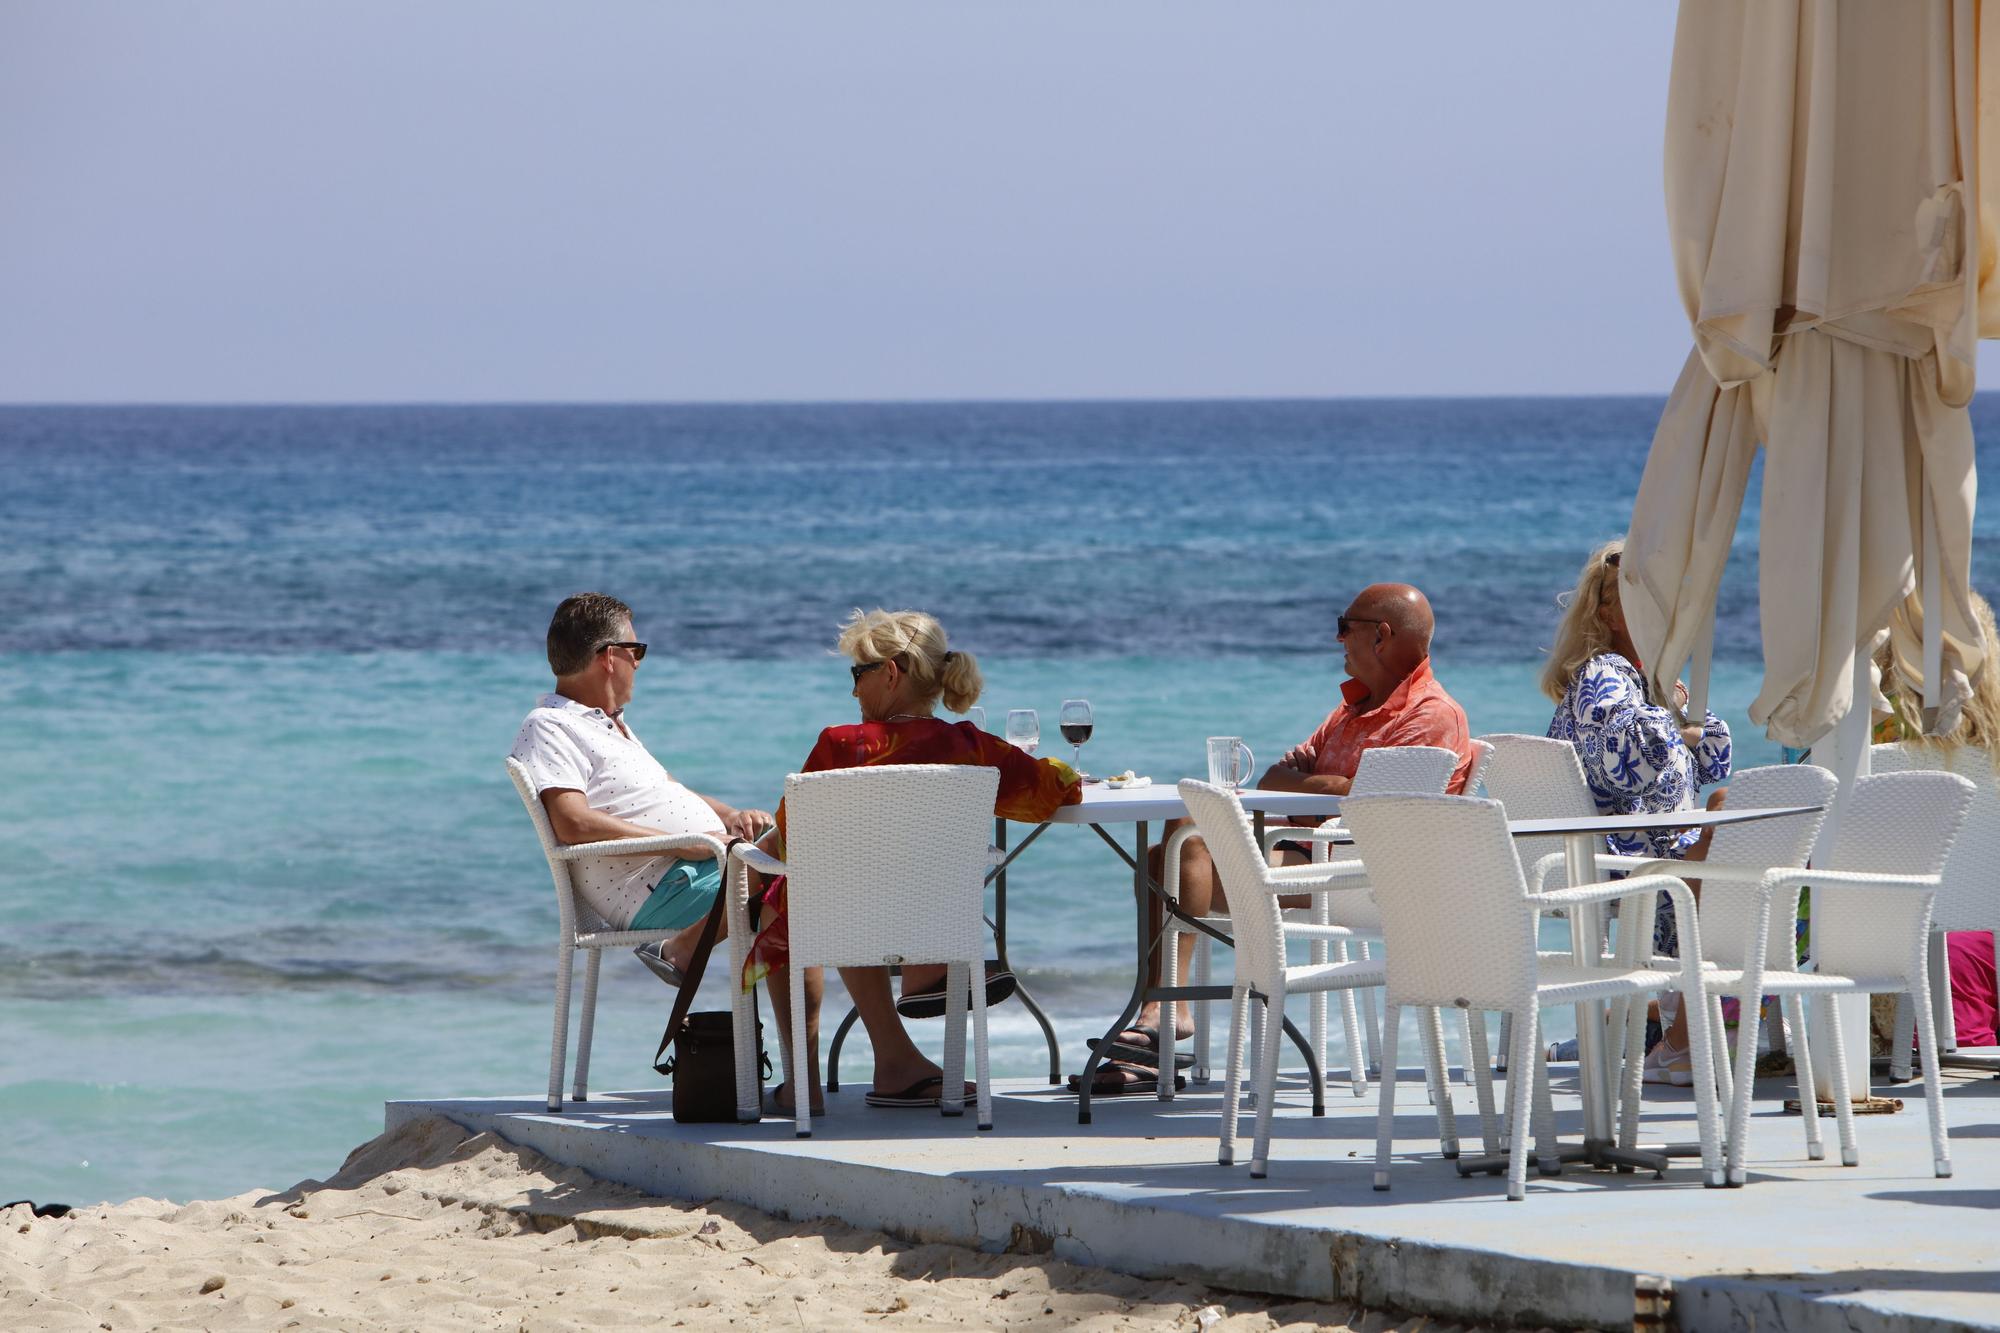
[6,2,1989,404]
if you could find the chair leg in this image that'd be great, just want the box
[1506,1008,1539,1201]
[1421,1008,1458,1157]
[571,948,603,1103]
[1250,992,1287,1178]
[1310,940,1328,1087]
[1891,992,1916,1083]
[1495,1011,1513,1073]
[940,960,968,1119]
[1681,982,1726,1188]
[1466,1009,1499,1155]
[1336,941,1367,1097]
[972,957,993,1130]
[547,944,575,1114]
[1709,994,1734,1115]
[1160,931,1180,1104]
[1359,943,1383,1076]
[791,963,812,1139]
[1372,1003,1404,1191]
[1619,992,1649,1153]
[1931,928,1958,1054]
[1531,1026,1559,1176]
[1458,1009,1478,1086]
[1192,937,1213,1085]
[1219,986,1248,1166]
[1911,977,1954,1178]
[1246,992,1265,1104]
[1786,993,1823,1165]
[1823,990,1859,1167]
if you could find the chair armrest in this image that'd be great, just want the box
[729,843,787,877]
[1529,873,1688,912]
[1526,850,1568,895]
[1767,868,1942,893]
[554,832,730,861]
[1263,859,1370,892]
[1261,821,1343,851]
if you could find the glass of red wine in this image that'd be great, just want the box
[1059,698,1093,773]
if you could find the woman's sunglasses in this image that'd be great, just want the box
[850,660,887,683]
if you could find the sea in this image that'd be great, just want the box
[4,396,1997,1207]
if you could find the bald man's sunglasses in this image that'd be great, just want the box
[598,641,648,661]
[1336,616,1386,638]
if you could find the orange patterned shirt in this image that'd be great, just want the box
[1300,658,1474,794]
[744,716,1081,985]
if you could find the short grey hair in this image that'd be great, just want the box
[546,593,632,676]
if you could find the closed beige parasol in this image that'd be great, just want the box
[1620,1,1997,749]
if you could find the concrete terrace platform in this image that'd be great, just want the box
[390,1064,2000,1333]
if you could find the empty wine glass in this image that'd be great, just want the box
[966,705,986,731]
[1004,709,1039,755]
[1059,698,1093,772]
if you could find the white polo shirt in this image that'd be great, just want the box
[510,693,726,928]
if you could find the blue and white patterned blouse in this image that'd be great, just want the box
[1547,652,1732,863]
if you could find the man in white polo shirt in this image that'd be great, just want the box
[510,592,771,985]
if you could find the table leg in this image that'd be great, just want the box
[991,816,1061,1084]
[1077,819,1153,1124]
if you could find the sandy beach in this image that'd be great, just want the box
[0,1115,1509,1332]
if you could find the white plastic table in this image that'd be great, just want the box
[1023,783,1346,1123]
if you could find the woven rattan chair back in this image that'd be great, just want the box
[1351,745,1460,797]
[1475,734,1595,890]
[1809,770,1975,981]
[1870,743,2000,933]
[1695,764,1838,970]
[1462,738,1496,797]
[1180,780,1288,983]
[1340,793,1540,1013]
[782,763,998,971]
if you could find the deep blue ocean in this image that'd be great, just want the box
[4,398,1995,1205]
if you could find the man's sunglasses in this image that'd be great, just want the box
[1336,615,1386,638]
[598,641,648,662]
[850,660,887,683]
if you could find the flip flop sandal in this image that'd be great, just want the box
[1065,1063,1188,1097]
[895,964,1016,1020]
[1087,1026,1196,1071]
[632,943,686,989]
[863,1075,977,1109]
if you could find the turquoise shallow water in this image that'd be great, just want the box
[0,648,1777,1205]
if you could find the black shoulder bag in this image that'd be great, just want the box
[652,848,769,1123]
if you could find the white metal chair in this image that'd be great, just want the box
[1175,745,1464,1093]
[1871,743,2000,1076]
[1178,780,1393,1178]
[1341,792,1725,1200]
[730,764,999,1139]
[1628,770,1976,1183]
[505,757,742,1115]
[1594,764,1837,1146]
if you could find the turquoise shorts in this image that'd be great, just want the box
[629,857,724,932]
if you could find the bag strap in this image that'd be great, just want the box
[652,840,740,1076]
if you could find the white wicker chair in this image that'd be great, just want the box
[730,764,999,1139]
[1593,764,1837,1146]
[1174,745,1463,1095]
[1178,780,1393,1178]
[1256,742,1491,1090]
[1622,770,1976,1184]
[1871,743,2000,1077]
[1340,792,1725,1201]
[505,757,743,1115]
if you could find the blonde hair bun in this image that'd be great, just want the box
[836,608,985,714]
